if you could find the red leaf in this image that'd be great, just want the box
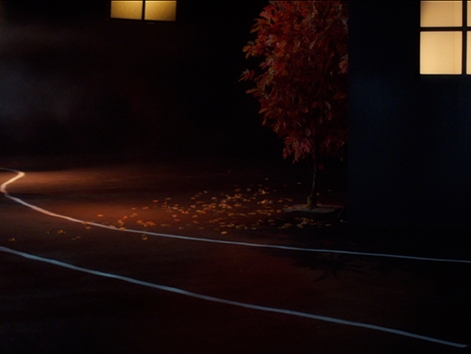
[242,1,348,162]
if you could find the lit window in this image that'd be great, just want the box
[110,1,177,22]
[420,1,471,74]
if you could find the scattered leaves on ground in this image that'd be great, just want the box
[85,181,334,235]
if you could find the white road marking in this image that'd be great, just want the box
[1,168,470,264]
[0,168,469,348]
[0,245,467,349]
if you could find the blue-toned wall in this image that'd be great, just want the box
[349,1,471,231]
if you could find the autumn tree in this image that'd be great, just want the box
[241,1,348,208]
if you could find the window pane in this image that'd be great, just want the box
[110,1,143,20]
[421,1,462,27]
[467,32,471,74]
[468,1,471,26]
[145,1,177,21]
[420,32,462,74]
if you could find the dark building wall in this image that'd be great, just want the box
[349,1,471,231]
[0,1,274,159]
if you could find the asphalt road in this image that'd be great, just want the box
[0,156,469,354]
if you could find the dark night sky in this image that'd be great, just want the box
[0,1,276,158]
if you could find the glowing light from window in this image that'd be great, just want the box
[110,1,177,22]
[420,31,462,74]
[420,1,466,74]
[421,1,462,27]
[145,1,176,21]
[110,1,143,20]
[467,31,471,73]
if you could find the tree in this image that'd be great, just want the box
[241,1,348,208]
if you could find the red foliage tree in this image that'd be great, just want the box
[241,1,348,207]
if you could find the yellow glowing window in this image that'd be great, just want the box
[110,1,177,22]
[421,31,462,74]
[421,0,462,27]
[420,1,471,74]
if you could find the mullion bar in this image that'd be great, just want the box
[142,0,146,20]
[420,27,463,31]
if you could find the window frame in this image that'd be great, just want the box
[420,0,469,75]
[110,1,177,22]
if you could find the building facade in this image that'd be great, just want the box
[349,1,471,231]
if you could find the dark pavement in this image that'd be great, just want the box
[0,156,469,353]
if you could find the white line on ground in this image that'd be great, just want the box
[1,167,469,348]
[0,245,467,349]
[1,168,470,264]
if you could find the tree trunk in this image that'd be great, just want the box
[307,158,318,209]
